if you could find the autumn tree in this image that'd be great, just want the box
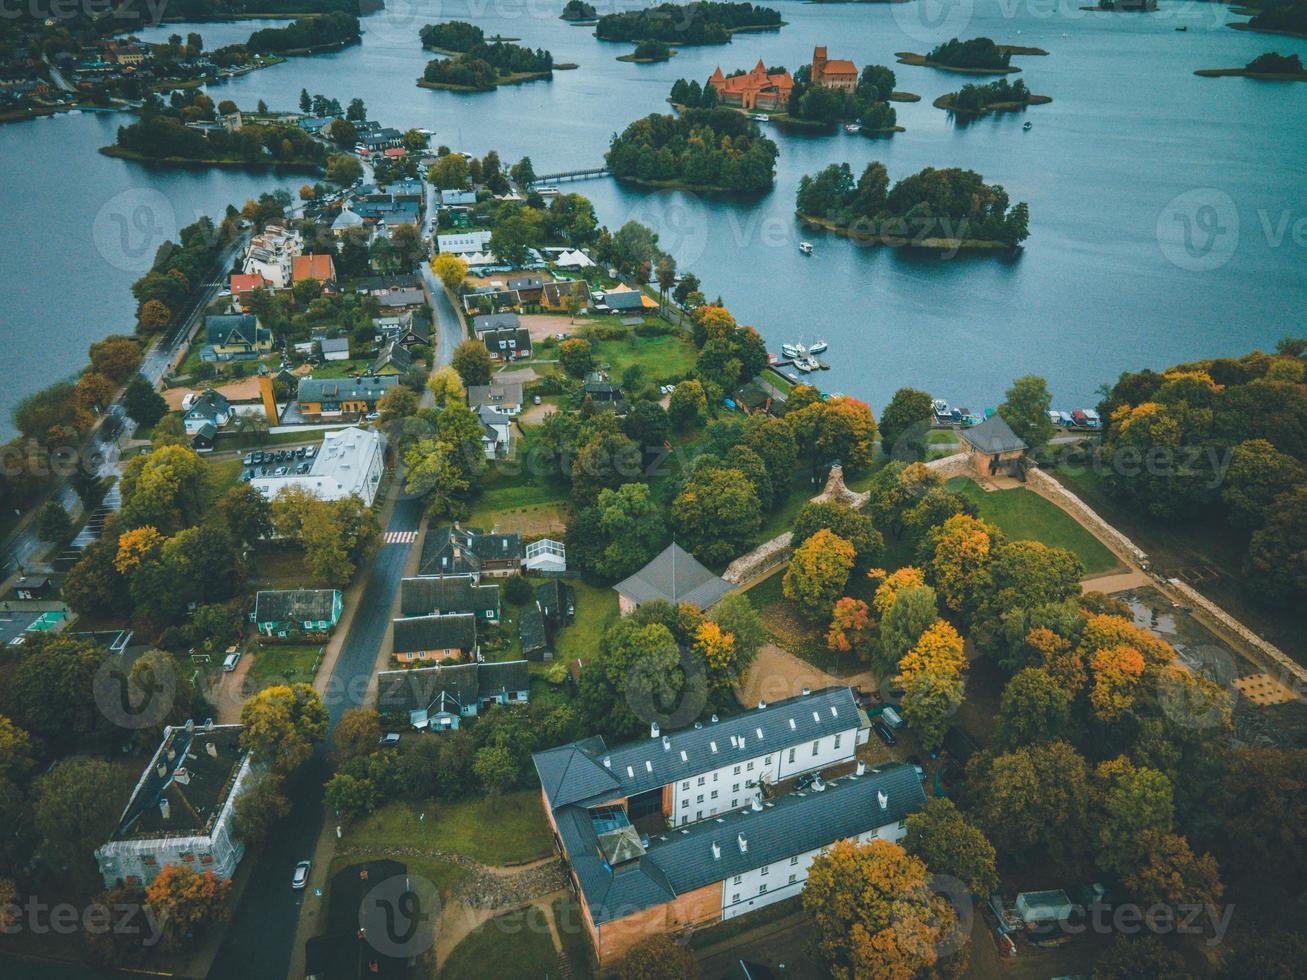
[692,620,742,699]
[451,339,491,387]
[707,592,766,668]
[145,864,231,951]
[826,597,872,662]
[1093,758,1174,878]
[783,528,856,622]
[672,465,762,565]
[232,772,290,847]
[427,365,466,407]
[904,797,999,896]
[1087,645,1146,721]
[240,684,327,773]
[791,501,884,570]
[137,299,172,334]
[334,707,383,766]
[991,667,1074,751]
[802,838,963,980]
[558,337,593,378]
[921,513,999,622]
[874,585,939,677]
[431,252,468,292]
[894,620,967,749]
[89,335,143,382]
[33,758,122,879]
[668,378,708,429]
[618,934,700,980]
[119,444,207,534]
[1125,832,1223,917]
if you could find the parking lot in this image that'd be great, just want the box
[241,444,319,482]
[0,609,46,648]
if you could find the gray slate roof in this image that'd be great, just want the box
[520,604,548,655]
[297,375,398,404]
[392,612,477,655]
[472,313,521,334]
[420,526,522,576]
[399,574,499,618]
[254,589,339,625]
[960,414,1027,455]
[614,542,732,611]
[377,660,529,714]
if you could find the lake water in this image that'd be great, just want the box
[3,0,1305,439]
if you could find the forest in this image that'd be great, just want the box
[925,37,1012,70]
[596,2,782,44]
[245,12,360,54]
[421,42,555,89]
[606,107,779,192]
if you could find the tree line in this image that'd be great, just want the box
[925,36,1012,70]
[421,40,554,89]
[596,1,782,44]
[942,77,1033,113]
[245,11,360,54]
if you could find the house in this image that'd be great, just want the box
[95,723,254,889]
[377,660,529,730]
[520,603,550,660]
[392,612,478,663]
[356,273,422,296]
[734,377,786,416]
[707,60,795,110]
[468,381,523,417]
[439,189,477,206]
[540,279,590,313]
[532,688,916,969]
[420,525,522,578]
[252,589,343,636]
[291,254,337,288]
[369,339,413,376]
[602,289,657,314]
[438,229,493,256]
[478,407,514,460]
[536,578,575,626]
[204,313,272,361]
[464,289,521,317]
[182,390,233,435]
[374,313,430,349]
[229,273,268,308]
[400,573,500,622]
[316,337,351,362]
[811,46,858,91]
[583,371,627,416]
[615,542,732,615]
[191,421,217,452]
[331,207,365,237]
[243,225,302,289]
[506,276,546,303]
[296,375,398,422]
[555,248,595,269]
[296,115,338,134]
[481,326,533,362]
[251,426,386,507]
[12,575,55,600]
[377,289,427,312]
[959,414,1027,478]
[524,539,567,575]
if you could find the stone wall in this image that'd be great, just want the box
[1167,579,1307,689]
[1024,467,1149,566]
[924,452,971,479]
[722,531,793,585]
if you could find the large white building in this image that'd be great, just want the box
[436,229,492,256]
[242,225,303,289]
[251,426,386,507]
[96,723,253,889]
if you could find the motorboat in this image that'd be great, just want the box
[799,241,814,255]
[1023,121,1032,131]
[795,358,816,373]
[932,399,951,419]
[844,123,861,134]
[749,112,768,121]
[807,340,828,354]
[781,342,806,359]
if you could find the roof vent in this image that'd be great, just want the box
[156,763,168,778]
[662,736,671,751]
[757,699,767,710]
[813,711,821,723]
[159,799,171,819]
[730,735,738,748]
[878,790,888,810]
[801,687,810,696]
[751,797,763,813]
[174,768,190,786]
[206,740,218,758]
[185,719,194,733]
[710,741,718,754]
[710,714,719,723]
[602,756,611,768]
[645,760,653,773]
[789,719,796,730]
[680,750,688,763]
[693,721,702,730]
[627,766,634,779]
[737,833,748,854]
[756,727,764,740]
[856,760,866,776]
[711,842,721,861]
[812,776,826,792]
[650,722,660,739]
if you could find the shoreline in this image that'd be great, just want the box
[1194,66,1307,79]
[617,50,677,62]
[888,90,922,102]
[421,36,523,55]
[613,173,770,195]
[98,145,324,173]
[417,69,558,92]
[895,52,1022,75]
[795,211,1018,251]
[1228,21,1307,39]
[932,92,1053,115]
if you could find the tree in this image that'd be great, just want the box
[89,335,142,382]
[299,88,312,112]
[997,374,1054,448]
[145,865,231,951]
[138,299,172,334]
[655,255,677,312]
[509,155,536,187]
[991,667,1073,751]
[826,597,872,661]
[922,513,999,622]
[346,96,366,121]
[673,466,762,565]
[324,772,377,822]
[75,372,116,414]
[474,744,518,796]
[708,592,766,668]
[1092,935,1185,980]
[879,387,934,459]
[572,430,643,507]
[618,934,700,980]
[405,437,473,519]
[668,379,708,429]
[791,501,884,570]
[1222,438,1304,530]
[1094,759,1174,877]
[783,528,856,622]
[803,839,963,980]
[122,376,168,427]
[216,483,271,545]
[34,759,121,878]
[558,337,593,378]
[377,385,418,422]
[895,621,967,750]
[428,153,471,189]
[34,501,72,542]
[1087,645,1145,722]
[904,797,999,896]
[875,585,939,676]
[120,444,206,534]
[427,366,466,407]
[623,400,669,450]
[239,684,327,773]
[325,153,363,187]
[431,252,468,292]
[1244,483,1307,607]
[1125,832,1223,916]
[334,707,382,766]
[587,483,667,580]
[451,339,491,387]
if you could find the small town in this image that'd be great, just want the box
[1,1,1305,979]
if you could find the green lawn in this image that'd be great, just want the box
[305,358,372,378]
[202,458,244,507]
[947,477,1119,575]
[467,481,567,520]
[587,331,697,382]
[216,428,348,452]
[553,578,619,665]
[551,895,596,979]
[439,905,559,980]
[247,643,322,687]
[341,788,553,865]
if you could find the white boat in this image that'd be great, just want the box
[795,358,816,373]
[844,123,861,134]
[781,342,806,359]
[749,112,768,122]
[932,399,951,419]
[807,340,828,354]
[1023,121,1032,131]
[799,241,814,255]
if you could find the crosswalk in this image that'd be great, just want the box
[382,530,418,544]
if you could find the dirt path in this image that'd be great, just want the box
[736,643,875,707]
[215,651,254,724]
[1082,569,1152,593]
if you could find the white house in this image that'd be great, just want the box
[437,229,492,256]
[523,539,566,574]
[182,390,233,436]
[242,225,302,289]
[252,426,386,507]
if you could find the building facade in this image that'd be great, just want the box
[811,46,858,91]
[707,60,794,110]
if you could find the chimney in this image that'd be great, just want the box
[206,740,218,758]
[801,686,810,696]
[156,763,168,778]
[185,718,194,733]
[159,799,171,819]
[751,797,763,812]
[710,714,719,724]
[856,760,866,776]
[757,699,767,710]
[878,790,888,810]
[737,833,748,854]
[602,756,611,768]
[711,842,721,861]
[650,721,660,739]
[662,735,671,751]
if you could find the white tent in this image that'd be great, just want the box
[556,248,595,269]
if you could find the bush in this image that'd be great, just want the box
[503,576,534,605]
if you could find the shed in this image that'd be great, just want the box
[959,414,1027,478]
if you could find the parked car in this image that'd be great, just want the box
[365,411,380,421]
[243,454,256,466]
[273,466,288,477]
[291,860,311,889]
[222,650,241,672]
[378,733,401,747]
[880,706,904,729]
[872,721,897,746]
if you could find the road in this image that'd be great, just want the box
[208,494,424,980]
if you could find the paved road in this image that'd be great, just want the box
[207,494,423,980]
[420,263,465,369]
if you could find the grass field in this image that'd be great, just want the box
[553,579,620,665]
[947,477,1119,575]
[247,643,322,686]
[439,905,559,980]
[202,458,244,507]
[587,331,697,382]
[341,789,553,865]
[551,895,596,978]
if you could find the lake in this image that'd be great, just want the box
[2,0,1304,439]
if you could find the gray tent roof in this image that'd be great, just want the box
[614,542,731,611]
[960,414,1027,455]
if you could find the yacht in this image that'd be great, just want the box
[844,123,861,134]
[781,342,806,359]
[799,241,814,255]
[932,399,951,420]
[1023,121,1033,131]
[807,340,828,354]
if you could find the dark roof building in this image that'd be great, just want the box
[614,543,732,615]
[537,579,575,627]
[520,603,549,660]
[392,613,477,660]
[420,525,522,577]
[399,574,500,620]
[377,660,529,730]
[961,414,1027,455]
[252,589,343,634]
[471,312,521,334]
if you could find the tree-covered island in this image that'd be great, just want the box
[596,2,784,45]
[619,41,676,62]
[1196,51,1307,78]
[933,77,1052,116]
[606,107,779,192]
[418,23,561,91]
[897,37,1047,75]
[244,11,360,54]
[1232,0,1307,38]
[560,0,598,20]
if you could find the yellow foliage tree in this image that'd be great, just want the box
[1078,613,1174,668]
[114,525,163,575]
[896,620,967,684]
[870,565,926,617]
[1026,626,1086,695]
[693,620,739,689]
[1088,644,1146,720]
[924,513,998,617]
[783,528,856,622]
[144,864,231,951]
[431,252,468,292]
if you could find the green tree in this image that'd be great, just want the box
[1244,484,1307,606]
[121,376,168,427]
[673,466,762,565]
[34,501,72,543]
[558,337,593,378]
[451,339,492,386]
[997,374,1055,448]
[1222,438,1305,531]
[325,153,363,187]
[591,483,667,580]
[991,667,1074,751]
[618,934,701,980]
[1094,759,1174,877]
[874,585,939,676]
[324,772,377,822]
[879,387,934,459]
[668,378,708,429]
[791,501,884,570]
[34,759,121,878]
[473,744,519,796]
[239,684,328,773]
[571,430,643,507]
[904,797,999,895]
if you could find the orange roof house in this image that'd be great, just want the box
[291,254,337,287]
[707,60,794,111]
[230,273,267,296]
[812,46,858,91]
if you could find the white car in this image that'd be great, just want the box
[291,860,311,890]
[365,411,381,421]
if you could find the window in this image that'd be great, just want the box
[789,874,797,884]
[765,755,772,765]
[834,733,841,750]
[682,781,689,790]
[746,761,754,771]
[733,875,742,885]
[732,893,740,904]
[759,884,768,894]
[712,772,718,781]
[787,748,795,764]
[732,783,739,793]
[760,865,769,876]
[696,811,702,820]
[733,765,741,775]
[697,776,706,786]
[681,799,688,809]
[731,799,737,808]
[711,790,718,799]
[696,794,704,804]
[790,856,799,865]
[812,740,820,756]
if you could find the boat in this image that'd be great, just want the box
[799,241,814,255]
[1175,25,1187,30]
[781,342,806,359]
[1023,121,1032,131]
[932,399,951,420]
[749,112,769,122]
[794,357,816,373]
[844,123,861,134]
[807,340,828,354]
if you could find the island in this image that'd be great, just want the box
[595,2,785,45]
[795,161,1030,250]
[897,37,1048,75]
[1196,51,1307,78]
[933,78,1052,116]
[560,0,598,20]
[606,107,779,192]
[1230,0,1307,38]
[244,12,361,55]
[417,24,560,91]
[618,41,676,62]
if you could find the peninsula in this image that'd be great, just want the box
[1196,51,1307,79]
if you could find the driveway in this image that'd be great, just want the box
[736,643,875,708]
